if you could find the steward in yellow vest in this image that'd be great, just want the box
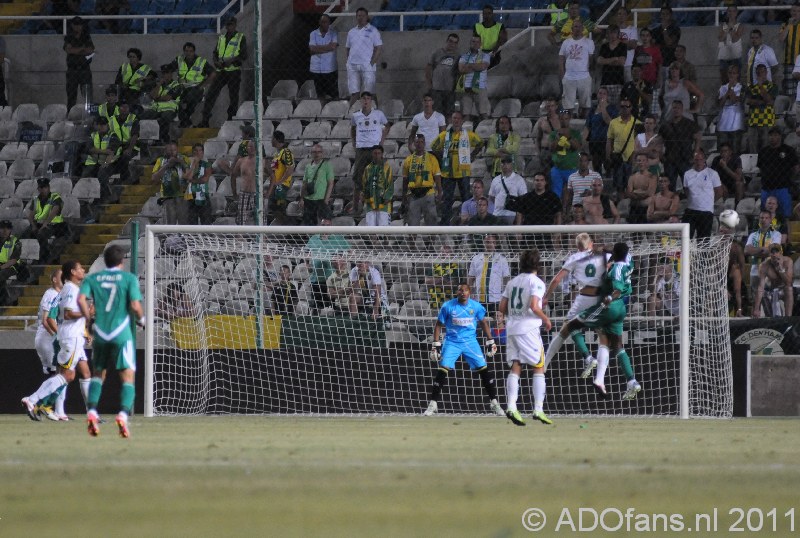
[25,178,69,264]
[115,47,152,104]
[165,42,217,128]
[0,219,28,305]
[82,116,121,202]
[140,65,183,144]
[200,16,248,128]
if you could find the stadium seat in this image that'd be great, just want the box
[521,101,542,117]
[49,176,73,197]
[372,16,400,32]
[72,176,101,202]
[263,100,294,121]
[329,119,351,140]
[275,119,302,141]
[511,117,532,137]
[382,140,399,158]
[204,139,229,160]
[138,120,160,142]
[383,99,405,121]
[0,120,17,142]
[14,178,35,200]
[740,153,759,177]
[292,99,322,121]
[40,104,68,125]
[474,119,494,139]
[487,75,513,100]
[210,192,226,216]
[0,176,14,199]
[268,80,299,103]
[301,121,332,140]
[26,141,55,163]
[61,196,81,221]
[0,197,23,219]
[330,156,352,178]
[233,100,256,121]
[11,103,40,123]
[0,106,11,121]
[387,121,409,140]
[0,141,24,161]
[317,140,341,156]
[340,142,355,159]
[288,141,311,161]
[298,79,317,100]
[7,158,34,179]
[216,120,244,142]
[492,98,522,118]
[319,100,349,120]
[67,105,87,122]
[47,120,75,142]
[425,14,452,29]
[19,238,39,262]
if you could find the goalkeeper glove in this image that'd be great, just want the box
[485,339,497,357]
[136,316,146,328]
[430,341,442,362]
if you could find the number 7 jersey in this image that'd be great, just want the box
[80,268,143,344]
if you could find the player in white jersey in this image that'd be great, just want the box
[543,233,606,378]
[22,261,91,421]
[32,269,65,420]
[499,249,553,426]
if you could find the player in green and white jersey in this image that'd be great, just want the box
[78,245,143,438]
[557,242,641,401]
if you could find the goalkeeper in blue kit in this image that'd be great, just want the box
[78,245,144,438]
[423,282,504,416]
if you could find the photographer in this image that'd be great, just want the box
[152,141,188,224]
[753,244,793,318]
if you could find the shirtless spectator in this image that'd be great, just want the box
[583,177,620,224]
[568,203,589,225]
[626,153,657,224]
[753,244,793,318]
[647,176,679,223]
[531,98,561,168]
[230,139,258,225]
[710,142,744,203]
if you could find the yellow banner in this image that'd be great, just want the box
[170,315,282,350]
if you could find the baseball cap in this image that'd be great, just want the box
[37,177,50,187]
[0,219,12,229]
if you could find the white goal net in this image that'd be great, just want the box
[144,224,733,418]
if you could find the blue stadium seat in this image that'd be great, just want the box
[385,0,412,11]
[161,17,182,32]
[128,0,148,14]
[504,12,530,28]
[79,0,96,13]
[404,14,426,30]
[372,16,400,31]
[425,14,451,29]
[151,0,175,14]
[450,13,478,29]
[417,0,443,10]
[147,19,166,33]
[205,0,227,12]
[186,18,212,31]
[175,0,195,13]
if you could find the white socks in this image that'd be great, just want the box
[79,378,91,408]
[533,373,546,413]
[55,385,67,417]
[506,373,520,411]
[30,374,67,404]
[544,333,565,369]
[594,345,609,385]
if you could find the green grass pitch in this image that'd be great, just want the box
[1,415,798,536]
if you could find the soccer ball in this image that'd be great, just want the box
[719,209,740,230]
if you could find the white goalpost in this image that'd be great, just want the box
[143,224,733,419]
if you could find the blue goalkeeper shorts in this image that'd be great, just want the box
[440,340,486,370]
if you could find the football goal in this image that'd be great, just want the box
[143,224,733,419]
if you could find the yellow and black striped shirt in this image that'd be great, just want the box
[783,21,800,64]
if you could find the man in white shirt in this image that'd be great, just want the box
[348,260,388,319]
[308,13,338,103]
[488,156,527,225]
[681,149,722,238]
[408,93,446,151]
[745,29,778,85]
[564,152,601,214]
[559,19,595,118]
[745,209,782,299]
[615,6,638,84]
[346,7,383,105]
[468,233,511,315]
[350,91,389,214]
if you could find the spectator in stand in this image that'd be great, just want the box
[711,143,744,204]
[64,16,94,112]
[559,19,594,119]
[626,153,657,224]
[650,6,681,68]
[606,97,640,195]
[96,87,120,123]
[758,127,799,219]
[634,28,662,117]
[0,220,25,306]
[779,3,800,97]
[548,1,597,46]
[108,99,139,184]
[474,4,507,68]
[326,257,352,315]
[753,243,794,318]
[460,179,494,224]
[152,142,188,225]
[458,36,491,122]
[202,16,247,126]
[308,13,339,104]
[350,91,389,215]
[792,48,800,119]
[621,64,653,120]
[672,45,696,84]
[582,178,620,224]
[583,86,618,175]
[721,219,746,317]
[634,113,664,176]
[361,145,393,227]
[431,110,484,226]
[349,260,388,319]
[718,5,744,84]
[165,42,216,128]
[230,139,257,225]
[647,175,680,224]
[682,149,722,239]
[548,0,568,27]
[139,65,181,144]
[468,233,510,315]
[268,265,298,316]
[485,115,520,176]
[468,197,500,227]
[745,209,782,301]
[267,131,296,224]
[401,133,442,226]
[488,156,527,225]
[660,62,703,122]
[183,143,213,226]
[717,65,745,155]
[81,116,120,203]
[427,34,460,117]
[763,194,790,253]
[408,93,446,152]
[658,100,701,190]
[745,30,778,86]
[515,171,563,250]
[300,143,334,226]
[532,98,561,168]
[346,7,382,106]
[597,25,627,105]
[26,178,69,265]
[646,259,680,317]
[157,282,195,321]
[548,107,582,200]
[564,152,601,215]
[614,6,639,84]
[307,219,350,314]
[115,48,151,106]
[746,63,779,154]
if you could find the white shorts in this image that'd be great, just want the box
[567,294,602,319]
[562,76,592,110]
[347,63,376,95]
[34,330,56,374]
[364,209,390,226]
[506,331,545,368]
[56,336,88,371]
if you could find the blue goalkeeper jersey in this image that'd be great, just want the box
[438,298,486,344]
